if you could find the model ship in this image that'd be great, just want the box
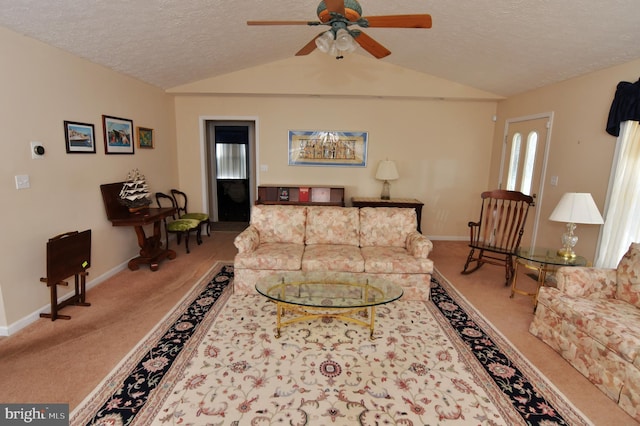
[119,169,151,211]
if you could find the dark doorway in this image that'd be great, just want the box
[212,125,251,222]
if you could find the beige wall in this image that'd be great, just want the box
[0,26,177,332]
[172,54,500,241]
[492,59,640,261]
[3,20,638,334]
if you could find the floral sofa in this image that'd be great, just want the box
[233,205,434,300]
[529,242,640,421]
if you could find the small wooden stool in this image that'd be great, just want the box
[40,230,92,320]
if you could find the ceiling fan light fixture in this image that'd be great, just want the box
[335,28,355,51]
[315,30,335,53]
[315,29,355,58]
[328,43,339,57]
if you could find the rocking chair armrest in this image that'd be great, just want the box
[467,221,480,243]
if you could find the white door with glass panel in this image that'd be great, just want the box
[499,113,553,248]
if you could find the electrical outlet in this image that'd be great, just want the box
[550,176,558,186]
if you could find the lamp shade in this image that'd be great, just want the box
[549,192,604,224]
[375,160,399,181]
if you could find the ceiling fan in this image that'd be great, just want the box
[247,0,432,59]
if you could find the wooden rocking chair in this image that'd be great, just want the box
[462,189,535,285]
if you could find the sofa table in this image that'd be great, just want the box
[511,247,587,308]
[351,197,424,233]
[100,182,177,271]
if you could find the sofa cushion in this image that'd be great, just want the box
[302,244,364,272]
[305,206,359,246]
[361,246,432,274]
[359,207,417,248]
[233,242,304,270]
[250,205,307,244]
[616,242,640,308]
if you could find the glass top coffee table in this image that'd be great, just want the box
[256,272,403,339]
[511,247,588,308]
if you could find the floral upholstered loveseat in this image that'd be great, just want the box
[233,205,434,300]
[529,242,640,421]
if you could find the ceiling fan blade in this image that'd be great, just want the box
[324,0,346,16]
[295,34,321,56]
[247,20,317,26]
[353,31,391,59]
[364,14,432,29]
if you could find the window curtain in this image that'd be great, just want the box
[595,120,640,268]
[215,143,247,179]
[606,79,640,136]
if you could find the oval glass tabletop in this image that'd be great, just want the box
[255,271,403,309]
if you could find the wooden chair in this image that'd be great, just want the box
[171,189,210,242]
[155,192,201,254]
[462,189,535,285]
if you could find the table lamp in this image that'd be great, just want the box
[375,160,399,200]
[549,192,604,258]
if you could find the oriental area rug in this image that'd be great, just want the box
[71,264,592,425]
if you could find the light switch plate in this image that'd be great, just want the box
[15,174,30,189]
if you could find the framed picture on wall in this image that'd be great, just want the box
[102,115,134,154]
[137,127,154,148]
[288,130,368,167]
[63,121,96,154]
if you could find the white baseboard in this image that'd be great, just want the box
[426,235,467,241]
[0,261,129,337]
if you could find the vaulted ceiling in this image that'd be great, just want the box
[1,0,639,96]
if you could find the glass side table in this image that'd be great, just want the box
[511,247,587,308]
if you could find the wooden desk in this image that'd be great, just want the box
[101,182,177,271]
[351,197,424,233]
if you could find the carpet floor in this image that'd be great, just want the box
[0,237,635,425]
[71,265,590,425]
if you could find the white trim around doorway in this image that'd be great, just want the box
[499,111,554,248]
[198,115,260,221]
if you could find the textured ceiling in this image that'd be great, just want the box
[1,0,639,96]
